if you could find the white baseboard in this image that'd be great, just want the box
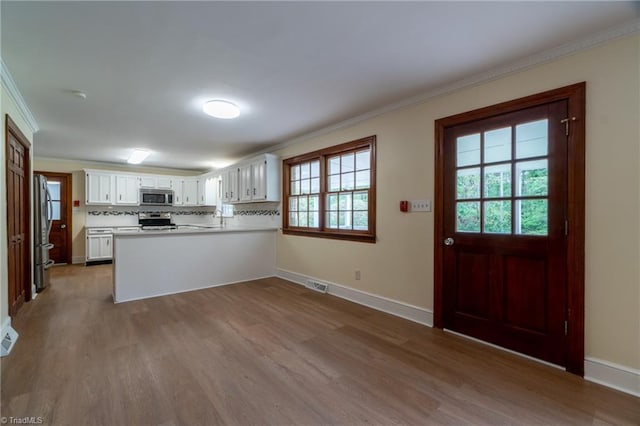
[72,256,85,264]
[276,268,433,326]
[1,316,19,357]
[585,357,640,397]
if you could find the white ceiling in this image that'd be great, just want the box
[2,1,638,171]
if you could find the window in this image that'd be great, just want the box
[283,136,376,243]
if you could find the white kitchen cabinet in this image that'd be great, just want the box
[140,175,173,190]
[115,175,140,205]
[86,171,113,205]
[235,154,279,202]
[86,234,113,261]
[222,168,240,203]
[201,174,220,206]
[182,178,199,206]
[172,178,184,205]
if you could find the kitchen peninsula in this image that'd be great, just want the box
[112,227,277,303]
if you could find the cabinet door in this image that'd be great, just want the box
[252,159,267,200]
[203,175,219,206]
[102,235,113,258]
[156,176,172,189]
[139,176,156,188]
[239,165,253,202]
[87,235,112,260]
[115,175,140,205]
[172,179,184,205]
[86,172,113,205]
[183,179,199,205]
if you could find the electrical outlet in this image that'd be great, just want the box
[411,199,432,212]
[355,269,361,280]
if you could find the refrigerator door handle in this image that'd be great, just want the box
[44,243,54,250]
[44,259,55,269]
[45,186,54,235]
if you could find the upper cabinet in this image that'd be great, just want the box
[86,171,113,205]
[114,175,140,205]
[238,154,279,203]
[182,178,200,206]
[140,175,173,190]
[202,174,220,207]
[222,168,239,204]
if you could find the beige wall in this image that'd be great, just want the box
[1,86,35,327]
[33,158,196,262]
[275,35,640,370]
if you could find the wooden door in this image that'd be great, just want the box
[434,84,586,374]
[6,115,31,316]
[35,171,72,264]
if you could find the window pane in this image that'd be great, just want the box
[310,160,320,178]
[341,153,355,172]
[309,195,319,211]
[309,211,319,228]
[50,201,61,220]
[300,178,311,195]
[484,200,512,234]
[338,211,351,229]
[338,193,352,211]
[47,182,61,199]
[291,165,300,181]
[289,196,298,212]
[327,194,338,211]
[298,196,308,212]
[300,162,310,179]
[484,164,512,198]
[516,160,548,196]
[310,177,320,193]
[299,212,308,227]
[355,170,369,189]
[516,119,547,159]
[289,212,298,227]
[329,175,340,191]
[353,211,368,231]
[457,134,480,167]
[516,199,548,236]
[356,150,370,171]
[327,212,338,228]
[329,157,341,175]
[484,127,511,163]
[456,202,480,232]
[457,168,480,199]
[291,180,300,195]
[353,191,368,210]
[341,172,355,190]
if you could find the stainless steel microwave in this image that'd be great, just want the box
[140,188,174,206]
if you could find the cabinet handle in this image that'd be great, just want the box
[253,188,256,195]
[186,197,189,202]
[246,189,249,196]
[119,194,122,201]
[106,194,109,201]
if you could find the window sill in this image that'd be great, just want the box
[282,228,376,243]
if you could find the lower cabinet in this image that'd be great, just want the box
[86,234,113,262]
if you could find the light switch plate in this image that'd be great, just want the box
[411,199,431,212]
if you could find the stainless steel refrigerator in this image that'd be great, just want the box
[34,174,54,291]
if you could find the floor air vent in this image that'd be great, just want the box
[306,279,328,293]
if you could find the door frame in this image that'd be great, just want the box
[434,83,586,375]
[34,171,73,264]
[5,114,33,313]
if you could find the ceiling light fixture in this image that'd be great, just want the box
[203,100,240,119]
[127,149,150,164]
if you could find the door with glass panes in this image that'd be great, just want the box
[441,100,568,366]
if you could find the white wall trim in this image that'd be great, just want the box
[276,268,433,326]
[585,357,640,397]
[259,19,640,158]
[0,57,39,133]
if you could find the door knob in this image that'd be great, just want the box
[61,224,67,229]
[444,237,454,246]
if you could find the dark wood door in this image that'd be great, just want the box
[441,100,569,366]
[6,115,31,316]
[35,171,72,264]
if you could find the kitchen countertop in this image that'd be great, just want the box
[112,225,278,236]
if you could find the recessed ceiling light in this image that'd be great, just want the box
[127,149,150,164]
[71,90,87,99]
[203,100,240,119]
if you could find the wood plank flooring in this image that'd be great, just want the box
[2,264,638,425]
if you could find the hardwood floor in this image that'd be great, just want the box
[2,265,638,425]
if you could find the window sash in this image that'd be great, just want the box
[282,136,376,243]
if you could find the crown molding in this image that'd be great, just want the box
[264,18,640,155]
[1,57,39,133]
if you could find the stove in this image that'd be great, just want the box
[138,212,176,230]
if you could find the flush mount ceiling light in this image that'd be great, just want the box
[127,149,150,164]
[203,100,240,119]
